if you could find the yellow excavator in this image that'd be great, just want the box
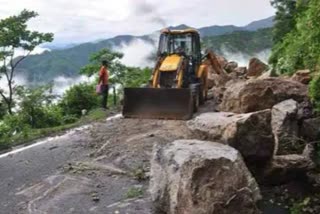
[123,28,225,120]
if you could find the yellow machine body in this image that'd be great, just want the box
[123,28,217,120]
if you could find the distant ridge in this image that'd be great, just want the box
[19,16,274,83]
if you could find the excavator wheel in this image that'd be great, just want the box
[190,83,200,113]
[199,75,207,105]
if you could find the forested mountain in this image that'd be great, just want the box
[17,35,154,83]
[203,28,273,56]
[17,16,274,83]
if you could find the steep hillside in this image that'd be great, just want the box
[203,28,273,56]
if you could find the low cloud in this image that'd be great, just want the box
[51,75,95,96]
[115,38,156,68]
[221,46,271,67]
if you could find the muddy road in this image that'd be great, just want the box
[0,114,195,214]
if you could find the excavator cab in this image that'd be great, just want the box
[123,29,208,120]
[158,30,201,58]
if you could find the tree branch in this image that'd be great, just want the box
[13,51,31,70]
[2,58,10,83]
[0,90,8,104]
[8,50,31,83]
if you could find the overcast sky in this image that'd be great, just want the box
[0,0,275,45]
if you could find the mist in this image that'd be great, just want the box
[220,46,271,66]
[52,75,96,96]
[0,38,271,101]
[115,39,156,68]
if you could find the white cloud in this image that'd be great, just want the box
[52,75,95,95]
[14,47,50,58]
[116,39,156,67]
[0,0,275,45]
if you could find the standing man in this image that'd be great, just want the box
[99,60,109,109]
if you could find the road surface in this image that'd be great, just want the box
[0,115,190,214]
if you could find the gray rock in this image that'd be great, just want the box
[301,117,320,141]
[220,78,308,113]
[291,69,312,85]
[187,110,274,162]
[235,67,248,76]
[150,140,261,214]
[263,154,315,184]
[271,99,300,155]
[224,61,238,73]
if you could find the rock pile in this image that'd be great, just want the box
[187,110,274,163]
[149,54,319,214]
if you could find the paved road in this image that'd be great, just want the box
[0,126,93,214]
[0,116,151,214]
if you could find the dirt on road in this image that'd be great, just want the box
[1,115,193,214]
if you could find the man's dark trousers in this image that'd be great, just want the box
[101,84,109,109]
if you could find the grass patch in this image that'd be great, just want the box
[125,187,144,199]
[1,108,116,152]
[131,165,148,181]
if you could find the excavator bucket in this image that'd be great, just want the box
[122,88,194,120]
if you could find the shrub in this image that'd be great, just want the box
[0,114,30,149]
[59,83,100,117]
[309,74,320,113]
[17,86,63,128]
[0,102,6,120]
[61,114,79,124]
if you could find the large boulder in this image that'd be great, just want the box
[258,69,278,79]
[297,98,314,121]
[263,154,315,185]
[187,110,274,162]
[150,140,261,214]
[301,117,320,141]
[207,67,231,89]
[224,61,238,73]
[247,58,268,78]
[220,78,308,113]
[235,67,248,76]
[291,69,312,85]
[271,99,301,155]
[216,55,228,68]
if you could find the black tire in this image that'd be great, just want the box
[199,75,208,105]
[199,84,205,105]
[193,93,199,113]
[190,83,200,113]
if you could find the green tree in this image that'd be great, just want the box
[80,48,124,78]
[80,48,152,89]
[0,102,6,119]
[59,83,100,116]
[0,10,54,114]
[310,74,320,112]
[270,0,320,73]
[16,85,63,128]
[123,67,152,88]
[270,0,299,43]
[0,113,29,150]
[269,0,310,67]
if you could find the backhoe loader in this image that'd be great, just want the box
[123,28,224,120]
